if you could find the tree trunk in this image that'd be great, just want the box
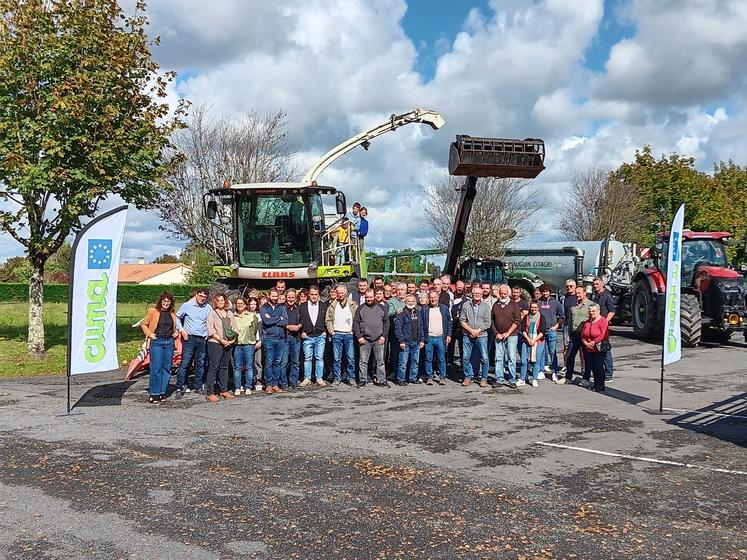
[27,258,46,355]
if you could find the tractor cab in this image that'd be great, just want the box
[204,182,363,287]
[658,231,733,286]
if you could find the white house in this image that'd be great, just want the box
[118,263,192,285]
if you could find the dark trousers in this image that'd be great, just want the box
[280,336,301,387]
[448,327,463,366]
[205,342,231,395]
[587,351,606,391]
[565,332,585,380]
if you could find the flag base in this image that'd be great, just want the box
[54,409,85,417]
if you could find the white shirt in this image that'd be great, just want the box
[333,301,353,333]
[307,301,319,325]
[428,307,443,337]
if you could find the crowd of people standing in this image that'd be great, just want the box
[143,274,614,403]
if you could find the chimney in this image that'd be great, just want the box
[137,257,145,265]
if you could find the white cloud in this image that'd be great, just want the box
[3,0,747,265]
[593,0,747,106]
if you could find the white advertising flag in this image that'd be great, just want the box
[663,204,685,366]
[68,206,128,375]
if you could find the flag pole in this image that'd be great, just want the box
[56,225,85,417]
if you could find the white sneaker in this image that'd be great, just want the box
[184,387,192,393]
[560,367,567,374]
[233,389,241,396]
[555,377,566,384]
[543,365,551,373]
[516,379,526,386]
[531,379,539,388]
[551,373,559,382]
[254,383,263,391]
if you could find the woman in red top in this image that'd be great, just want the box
[581,304,609,392]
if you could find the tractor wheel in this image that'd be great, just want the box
[680,293,701,347]
[631,279,658,340]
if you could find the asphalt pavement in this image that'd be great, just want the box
[0,326,745,559]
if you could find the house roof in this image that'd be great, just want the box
[118,263,190,283]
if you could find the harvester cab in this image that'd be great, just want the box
[444,135,546,280]
[203,108,445,289]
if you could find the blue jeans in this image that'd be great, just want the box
[463,335,489,381]
[176,335,206,391]
[424,336,447,380]
[494,335,518,383]
[604,348,614,380]
[281,336,301,387]
[263,337,284,387]
[332,333,355,381]
[303,335,326,381]
[149,337,174,396]
[519,341,543,381]
[543,330,559,374]
[233,343,256,390]
[397,341,420,382]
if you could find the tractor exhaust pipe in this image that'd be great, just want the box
[448,135,545,178]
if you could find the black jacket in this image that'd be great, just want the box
[299,301,328,337]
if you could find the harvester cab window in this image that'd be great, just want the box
[238,195,313,267]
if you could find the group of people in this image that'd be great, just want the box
[142,274,614,403]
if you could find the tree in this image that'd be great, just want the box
[152,253,180,264]
[613,146,713,245]
[0,0,186,354]
[0,256,29,283]
[423,176,541,259]
[180,243,215,284]
[557,167,645,241]
[157,104,296,255]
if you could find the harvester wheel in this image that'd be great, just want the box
[631,279,658,340]
[680,293,701,347]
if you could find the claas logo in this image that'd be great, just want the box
[261,271,296,278]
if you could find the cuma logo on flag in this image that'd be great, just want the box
[88,239,113,269]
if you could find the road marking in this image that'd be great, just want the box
[662,407,747,420]
[533,442,747,476]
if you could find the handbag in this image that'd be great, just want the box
[222,316,238,341]
[596,340,612,353]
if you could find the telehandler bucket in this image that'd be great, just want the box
[448,135,545,178]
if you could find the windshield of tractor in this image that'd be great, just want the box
[663,239,729,283]
[237,194,313,267]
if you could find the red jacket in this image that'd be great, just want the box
[582,317,609,352]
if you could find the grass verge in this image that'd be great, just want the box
[0,302,153,378]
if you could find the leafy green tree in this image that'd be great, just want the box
[152,253,180,264]
[615,146,719,245]
[0,256,30,282]
[0,0,186,354]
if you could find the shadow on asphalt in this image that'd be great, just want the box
[599,386,650,405]
[74,380,137,407]
[666,392,747,448]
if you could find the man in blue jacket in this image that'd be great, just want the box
[394,294,425,385]
[421,290,452,385]
[260,288,288,394]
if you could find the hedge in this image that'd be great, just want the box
[0,283,211,303]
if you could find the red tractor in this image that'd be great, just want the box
[614,231,747,346]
